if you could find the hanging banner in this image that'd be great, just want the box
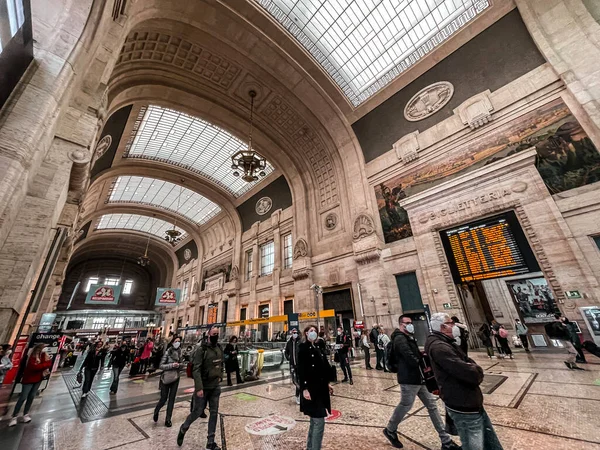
[85,284,121,305]
[155,288,181,306]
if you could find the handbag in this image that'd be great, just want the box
[161,368,180,385]
[328,364,337,383]
[76,371,83,384]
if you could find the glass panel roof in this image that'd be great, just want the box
[124,106,274,197]
[96,214,187,239]
[256,0,490,106]
[108,176,221,225]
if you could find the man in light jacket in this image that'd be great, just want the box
[514,319,529,352]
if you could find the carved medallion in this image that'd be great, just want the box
[93,135,112,164]
[183,248,192,261]
[255,197,273,215]
[293,238,308,260]
[404,82,454,122]
[352,214,375,240]
[324,213,338,231]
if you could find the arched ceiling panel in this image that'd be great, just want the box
[96,213,186,240]
[255,0,490,106]
[123,105,274,197]
[108,175,221,225]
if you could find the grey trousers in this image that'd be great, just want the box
[386,384,452,445]
[307,417,325,450]
[182,386,221,445]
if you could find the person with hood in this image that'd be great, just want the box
[154,335,182,427]
[335,326,353,385]
[514,319,530,352]
[451,316,469,356]
[108,341,130,394]
[224,336,244,386]
[425,313,503,450]
[177,326,223,450]
[284,328,301,403]
[383,315,461,450]
[370,324,383,370]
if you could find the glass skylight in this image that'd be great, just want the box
[124,106,274,197]
[96,214,187,240]
[108,176,221,225]
[256,0,490,106]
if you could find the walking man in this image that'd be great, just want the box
[370,324,383,370]
[335,327,353,385]
[383,315,461,450]
[425,313,503,450]
[377,326,390,372]
[545,314,584,370]
[177,326,224,449]
[109,342,130,394]
[514,319,529,352]
[284,328,301,404]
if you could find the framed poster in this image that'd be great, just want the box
[505,277,560,324]
[155,288,181,307]
[85,285,121,305]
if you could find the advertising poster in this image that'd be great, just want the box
[580,306,600,345]
[85,284,121,305]
[155,287,181,307]
[207,304,218,324]
[505,277,560,324]
[38,313,57,332]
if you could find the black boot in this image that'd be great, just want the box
[153,410,159,423]
[177,426,186,446]
[165,419,172,427]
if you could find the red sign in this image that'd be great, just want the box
[2,336,28,385]
[326,409,342,421]
[91,286,115,302]
[353,321,365,330]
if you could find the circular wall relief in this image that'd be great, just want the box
[404,81,454,122]
[324,213,338,230]
[183,248,192,261]
[255,197,273,215]
[93,135,112,164]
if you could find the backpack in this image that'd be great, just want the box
[385,339,398,373]
[419,351,439,395]
[499,328,508,339]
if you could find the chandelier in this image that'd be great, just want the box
[138,216,154,266]
[231,90,267,182]
[165,185,183,246]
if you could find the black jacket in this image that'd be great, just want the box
[297,341,331,418]
[192,343,223,391]
[109,347,130,369]
[425,332,484,412]
[369,327,379,344]
[545,321,570,340]
[335,333,351,355]
[224,343,240,372]
[82,349,103,371]
[284,337,300,366]
[391,329,422,385]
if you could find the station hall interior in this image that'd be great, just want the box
[1,0,600,449]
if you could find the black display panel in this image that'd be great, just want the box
[440,211,539,284]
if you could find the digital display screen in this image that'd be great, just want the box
[440,211,539,283]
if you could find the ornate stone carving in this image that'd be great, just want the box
[454,90,494,130]
[324,213,338,231]
[393,131,420,163]
[116,31,242,90]
[183,248,192,261]
[192,281,199,294]
[230,265,239,281]
[404,82,454,122]
[353,249,381,265]
[293,238,308,259]
[256,197,272,215]
[92,135,111,164]
[292,267,311,281]
[352,214,375,240]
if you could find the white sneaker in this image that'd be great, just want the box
[295,395,300,405]
[22,414,31,423]
[81,393,88,398]
[9,417,18,427]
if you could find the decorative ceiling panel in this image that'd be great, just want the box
[96,213,187,239]
[108,176,221,225]
[124,105,274,197]
[255,0,490,106]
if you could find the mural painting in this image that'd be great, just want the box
[376,99,600,243]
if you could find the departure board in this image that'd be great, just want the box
[440,212,538,283]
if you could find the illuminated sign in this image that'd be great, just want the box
[155,288,181,306]
[440,212,539,284]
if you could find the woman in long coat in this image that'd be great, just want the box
[297,325,334,450]
[224,336,244,386]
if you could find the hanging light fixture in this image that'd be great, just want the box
[231,90,267,182]
[165,185,183,246]
[138,216,154,266]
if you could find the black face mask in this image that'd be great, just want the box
[209,335,219,345]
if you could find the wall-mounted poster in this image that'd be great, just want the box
[375,99,600,243]
[505,277,560,324]
[155,288,181,307]
[85,285,121,305]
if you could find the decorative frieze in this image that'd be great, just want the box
[292,267,311,280]
[393,131,420,163]
[454,90,494,130]
[353,249,381,265]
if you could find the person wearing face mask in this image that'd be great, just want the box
[154,335,182,427]
[0,344,13,384]
[298,325,334,450]
[384,315,461,450]
[284,328,301,404]
[224,336,244,387]
[335,326,353,385]
[425,313,503,450]
[178,326,223,450]
[108,342,130,394]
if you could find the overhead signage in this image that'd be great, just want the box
[225,310,335,327]
[565,290,582,299]
[85,284,121,305]
[353,320,364,329]
[155,288,181,306]
[299,309,335,320]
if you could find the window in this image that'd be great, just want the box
[222,300,228,323]
[182,279,189,300]
[105,277,120,286]
[283,234,293,269]
[123,279,133,295]
[85,277,99,292]
[283,299,294,316]
[594,235,600,250]
[260,241,275,276]
[92,318,106,330]
[246,249,253,280]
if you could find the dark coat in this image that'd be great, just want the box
[369,327,379,344]
[297,341,331,418]
[477,324,493,347]
[335,333,351,355]
[224,343,240,372]
[82,349,103,371]
[109,347,130,369]
[425,332,484,413]
[284,337,300,366]
[391,329,422,385]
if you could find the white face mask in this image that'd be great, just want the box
[292,333,298,339]
[405,324,415,334]
[307,331,318,342]
[452,325,461,338]
[173,342,181,349]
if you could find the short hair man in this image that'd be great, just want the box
[425,313,503,450]
[383,315,460,449]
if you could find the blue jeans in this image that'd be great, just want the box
[307,417,325,450]
[13,382,41,416]
[110,366,123,392]
[447,408,504,450]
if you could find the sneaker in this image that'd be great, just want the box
[295,395,300,405]
[382,428,403,448]
[206,443,221,450]
[8,417,17,427]
[564,361,574,370]
[177,426,186,446]
[22,414,31,423]
[81,393,88,398]
[441,441,462,450]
